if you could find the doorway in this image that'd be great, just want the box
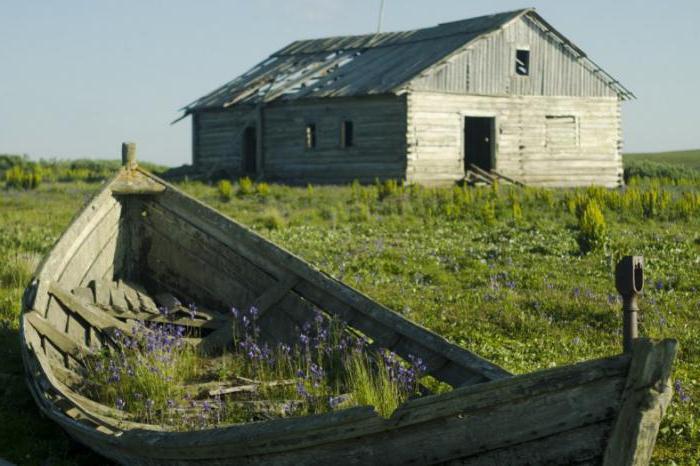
[242,126,257,174]
[464,117,495,173]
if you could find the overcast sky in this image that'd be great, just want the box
[1,0,698,166]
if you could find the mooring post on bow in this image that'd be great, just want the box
[615,256,644,353]
[122,142,137,170]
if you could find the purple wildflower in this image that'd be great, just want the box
[674,379,691,403]
[314,310,324,325]
[115,398,126,410]
[230,306,239,319]
[329,395,344,409]
[187,303,197,320]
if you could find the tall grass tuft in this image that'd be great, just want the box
[82,322,199,427]
[238,177,255,196]
[259,208,286,230]
[256,182,271,197]
[217,180,233,201]
[577,200,607,253]
[0,252,41,288]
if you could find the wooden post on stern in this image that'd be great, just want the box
[615,256,644,353]
[122,142,137,170]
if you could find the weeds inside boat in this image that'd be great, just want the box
[80,296,431,430]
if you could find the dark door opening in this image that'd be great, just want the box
[464,117,495,173]
[242,126,257,174]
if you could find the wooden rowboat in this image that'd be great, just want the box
[21,144,677,465]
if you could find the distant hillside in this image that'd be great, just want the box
[624,149,700,170]
[622,149,700,182]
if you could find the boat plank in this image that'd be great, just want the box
[32,180,120,312]
[49,282,132,334]
[110,170,167,195]
[58,202,122,292]
[25,311,88,357]
[138,200,319,339]
[77,226,120,288]
[111,372,624,462]
[603,339,678,466]
[447,421,608,465]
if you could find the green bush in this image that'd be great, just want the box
[238,177,255,196]
[217,180,233,201]
[4,165,42,190]
[512,200,523,224]
[577,200,607,253]
[625,160,700,183]
[481,200,497,225]
[378,179,402,200]
[256,182,271,197]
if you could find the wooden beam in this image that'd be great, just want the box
[198,275,299,354]
[603,338,678,466]
[111,170,166,195]
[25,311,88,357]
[49,282,132,334]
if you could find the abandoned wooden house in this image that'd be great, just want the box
[177,8,633,187]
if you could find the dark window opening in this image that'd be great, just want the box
[341,120,354,148]
[305,123,316,149]
[515,49,530,76]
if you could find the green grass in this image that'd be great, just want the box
[625,149,700,170]
[0,172,699,464]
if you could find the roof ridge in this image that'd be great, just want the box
[275,9,529,56]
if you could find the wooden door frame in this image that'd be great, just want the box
[460,112,498,173]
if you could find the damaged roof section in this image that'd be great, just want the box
[180,8,632,118]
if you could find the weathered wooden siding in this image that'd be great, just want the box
[262,95,407,183]
[410,15,617,98]
[406,92,622,187]
[193,106,259,170]
[194,96,407,183]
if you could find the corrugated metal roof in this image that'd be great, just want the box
[180,9,631,116]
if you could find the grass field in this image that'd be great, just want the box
[0,158,699,465]
[625,149,700,170]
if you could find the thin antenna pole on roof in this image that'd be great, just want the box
[377,0,385,33]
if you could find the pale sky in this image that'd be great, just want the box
[1,0,698,166]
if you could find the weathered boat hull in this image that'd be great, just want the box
[20,161,677,465]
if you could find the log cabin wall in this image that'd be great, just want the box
[192,106,258,171]
[405,13,623,187]
[262,95,407,184]
[193,95,408,184]
[406,92,622,187]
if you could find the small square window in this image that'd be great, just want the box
[341,120,354,148]
[305,123,316,149]
[515,49,530,76]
